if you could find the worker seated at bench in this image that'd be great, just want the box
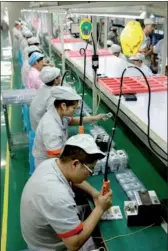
[20,134,112,251]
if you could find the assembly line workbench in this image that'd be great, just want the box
[45,36,167,164]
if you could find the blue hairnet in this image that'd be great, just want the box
[28,52,44,66]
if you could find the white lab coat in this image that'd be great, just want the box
[21,59,30,85]
[140,63,153,76]
[22,46,29,61]
[12,27,23,58]
[153,39,167,73]
[140,33,151,66]
[33,105,72,167]
[119,53,127,61]
[29,85,54,132]
[20,38,28,56]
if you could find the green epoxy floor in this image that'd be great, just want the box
[1,31,167,251]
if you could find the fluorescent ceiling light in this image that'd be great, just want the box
[73,13,145,19]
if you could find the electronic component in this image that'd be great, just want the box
[102,112,113,121]
[123,93,137,101]
[101,206,123,220]
[95,134,110,152]
[124,190,162,226]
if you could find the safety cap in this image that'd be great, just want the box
[40,66,61,83]
[51,86,82,101]
[28,52,44,66]
[65,134,105,159]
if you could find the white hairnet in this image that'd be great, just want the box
[51,86,82,101]
[28,37,40,45]
[65,134,105,159]
[129,53,145,61]
[39,66,61,83]
[107,40,113,46]
[111,44,121,53]
[22,30,33,38]
[144,18,156,25]
[15,20,20,25]
[27,45,41,55]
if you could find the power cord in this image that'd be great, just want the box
[60,70,73,86]
[94,223,154,244]
[79,40,90,126]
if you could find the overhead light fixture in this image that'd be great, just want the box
[73,13,145,19]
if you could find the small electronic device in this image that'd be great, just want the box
[124,190,162,226]
[101,206,123,220]
[95,134,110,152]
[103,112,113,121]
[123,94,137,101]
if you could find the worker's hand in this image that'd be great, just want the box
[94,114,106,121]
[96,190,112,212]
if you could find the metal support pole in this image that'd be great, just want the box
[92,16,98,115]
[104,17,108,48]
[47,12,53,61]
[60,14,65,73]
[3,105,12,153]
[161,17,167,74]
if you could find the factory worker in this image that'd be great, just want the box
[21,45,41,85]
[12,20,23,58]
[26,52,44,89]
[139,18,156,67]
[21,134,112,251]
[129,53,153,76]
[20,30,33,55]
[29,66,61,131]
[152,39,168,74]
[111,44,127,61]
[22,36,40,61]
[33,86,106,168]
[107,26,120,45]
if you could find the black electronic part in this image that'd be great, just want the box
[95,134,110,152]
[92,54,99,71]
[125,191,162,227]
[124,94,137,101]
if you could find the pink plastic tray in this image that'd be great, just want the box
[98,75,168,94]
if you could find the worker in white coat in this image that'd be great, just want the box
[129,53,153,75]
[139,18,156,67]
[111,44,127,61]
[12,20,23,59]
[21,45,41,86]
[33,86,106,168]
[29,66,61,132]
[21,134,112,251]
[152,38,168,74]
